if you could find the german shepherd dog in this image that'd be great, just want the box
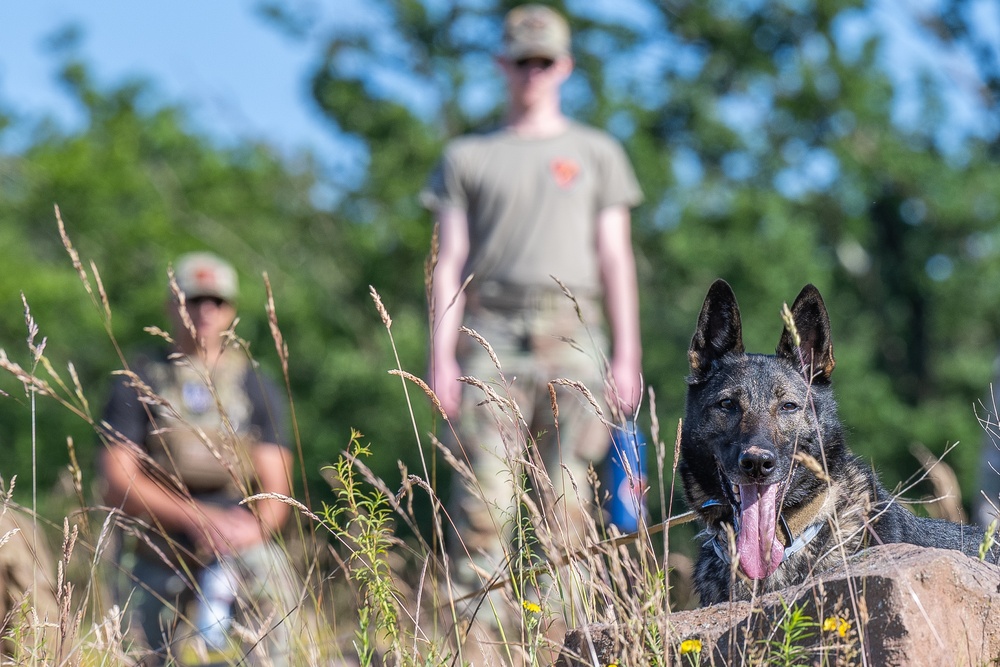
[680,280,999,605]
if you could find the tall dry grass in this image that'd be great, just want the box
[0,212,996,666]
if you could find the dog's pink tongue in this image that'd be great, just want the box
[736,483,783,580]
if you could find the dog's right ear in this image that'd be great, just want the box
[776,284,835,382]
[689,279,745,382]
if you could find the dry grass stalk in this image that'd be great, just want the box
[56,205,96,305]
[457,375,523,425]
[388,369,448,420]
[22,293,46,365]
[780,302,802,348]
[219,317,252,361]
[167,266,199,350]
[550,275,584,323]
[547,382,559,428]
[18,213,907,664]
[265,273,290,378]
[430,433,474,483]
[243,492,324,524]
[143,325,174,344]
[57,517,81,660]
[111,369,166,407]
[0,526,18,550]
[424,222,440,319]
[0,350,62,404]
[793,451,832,483]
[550,378,604,420]
[459,326,501,371]
[369,285,393,329]
[432,272,475,341]
[90,258,113,325]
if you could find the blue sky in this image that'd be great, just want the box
[1,0,996,173]
[0,1,346,163]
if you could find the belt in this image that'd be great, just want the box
[468,281,599,312]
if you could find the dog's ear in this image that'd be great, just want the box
[777,284,835,382]
[689,279,745,381]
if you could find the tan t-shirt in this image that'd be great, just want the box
[422,121,643,296]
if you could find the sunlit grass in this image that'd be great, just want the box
[0,214,996,666]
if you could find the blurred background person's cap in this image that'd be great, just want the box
[173,252,239,302]
[502,4,570,61]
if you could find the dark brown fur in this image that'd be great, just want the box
[680,280,998,605]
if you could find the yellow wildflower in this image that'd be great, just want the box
[521,600,541,614]
[823,616,851,638]
[679,638,702,655]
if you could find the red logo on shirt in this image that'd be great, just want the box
[550,158,580,188]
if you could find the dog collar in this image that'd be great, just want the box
[779,516,824,558]
[701,498,826,564]
[705,520,824,564]
[778,488,833,547]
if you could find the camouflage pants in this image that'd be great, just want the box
[125,540,299,666]
[444,293,611,625]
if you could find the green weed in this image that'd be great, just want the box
[0,218,987,667]
[322,431,401,666]
[981,518,998,562]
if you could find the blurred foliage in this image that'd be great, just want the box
[290,0,1000,513]
[2,0,1000,540]
[0,56,432,507]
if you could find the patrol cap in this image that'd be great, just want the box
[502,4,571,61]
[173,252,239,302]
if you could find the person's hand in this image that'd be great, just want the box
[187,504,265,556]
[610,354,643,417]
[430,355,463,419]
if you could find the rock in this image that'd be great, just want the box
[558,544,1000,666]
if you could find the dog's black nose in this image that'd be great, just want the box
[738,449,776,478]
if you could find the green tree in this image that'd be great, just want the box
[0,52,432,503]
[277,0,1000,515]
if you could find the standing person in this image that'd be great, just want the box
[100,252,298,666]
[422,3,643,632]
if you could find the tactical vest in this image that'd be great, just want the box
[143,350,259,498]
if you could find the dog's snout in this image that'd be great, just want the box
[738,448,776,479]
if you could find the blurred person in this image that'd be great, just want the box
[422,3,643,635]
[0,506,60,658]
[99,252,297,666]
[975,379,1000,529]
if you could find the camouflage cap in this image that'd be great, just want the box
[502,4,570,61]
[173,252,239,302]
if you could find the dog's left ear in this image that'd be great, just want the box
[689,279,745,382]
[776,284,835,382]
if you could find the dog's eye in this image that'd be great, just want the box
[780,401,800,412]
[719,398,735,410]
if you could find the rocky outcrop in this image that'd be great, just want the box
[559,544,1000,666]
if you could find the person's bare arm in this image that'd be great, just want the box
[429,206,470,418]
[102,439,290,555]
[596,204,643,415]
[102,443,204,535]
